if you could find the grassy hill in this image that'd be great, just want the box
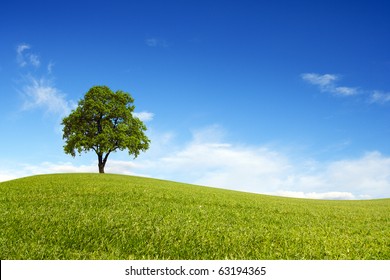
[1,173,389,260]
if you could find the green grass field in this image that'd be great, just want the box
[1,173,389,260]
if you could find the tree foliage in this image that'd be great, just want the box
[62,85,150,173]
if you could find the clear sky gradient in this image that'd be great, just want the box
[1,0,389,199]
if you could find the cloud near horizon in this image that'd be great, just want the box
[147,127,390,199]
[2,126,389,200]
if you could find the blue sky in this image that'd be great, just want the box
[1,0,390,199]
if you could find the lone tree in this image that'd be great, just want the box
[62,85,150,173]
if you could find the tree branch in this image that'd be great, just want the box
[103,150,112,165]
[91,146,98,154]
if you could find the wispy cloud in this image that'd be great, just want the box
[370,91,390,104]
[15,44,74,117]
[145,38,169,48]
[16,43,30,67]
[302,72,390,104]
[16,43,40,68]
[29,54,40,67]
[20,75,73,116]
[17,43,30,54]
[146,38,158,47]
[301,73,358,97]
[16,44,154,119]
[47,61,55,74]
[334,86,358,96]
[301,73,338,89]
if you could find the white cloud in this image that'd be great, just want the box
[17,43,30,54]
[133,111,154,122]
[334,86,358,96]
[0,173,18,182]
[16,43,40,68]
[158,140,291,192]
[21,160,146,177]
[0,160,150,183]
[21,75,73,116]
[302,72,390,104]
[301,72,358,97]
[273,191,357,200]
[2,126,389,200]
[139,126,390,199]
[326,151,390,197]
[275,151,390,199]
[370,91,390,104]
[16,43,30,60]
[15,43,74,117]
[16,43,30,67]
[22,161,96,175]
[301,73,338,89]
[29,54,40,67]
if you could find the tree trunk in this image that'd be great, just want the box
[97,152,111,174]
[98,154,105,173]
[98,162,105,173]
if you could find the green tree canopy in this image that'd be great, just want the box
[62,85,150,173]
